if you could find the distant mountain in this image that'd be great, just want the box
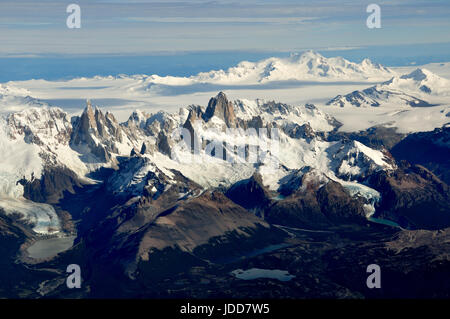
[188,50,395,84]
[326,68,450,108]
[393,68,450,95]
[0,83,48,114]
[83,51,395,91]
[391,124,450,184]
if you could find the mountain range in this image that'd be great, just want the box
[327,68,450,108]
[60,51,395,93]
[0,54,449,298]
[141,50,395,86]
[0,83,48,114]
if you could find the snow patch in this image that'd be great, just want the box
[0,117,43,198]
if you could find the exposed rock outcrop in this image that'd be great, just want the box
[71,100,128,162]
[225,173,272,211]
[368,163,450,229]
[391,125,450,184]
[203,92,238,128]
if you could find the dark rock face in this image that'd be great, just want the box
[285,123,316,140]
[182,106,204,152]
[316,181,368,222]
[329,125,405,150]
[76,187,285,296]
[266,189,326,229]
[19,166,83,204]
[277,168,311,196]
[71,101,124,162]
[0,210,29,254]
[139,141,155,155]
[225,168,368,230]
[71,101,95,143]
[225,173,272,211]
[186,105,204,123]
[0,211,32,298]
[391,125,450,184]
[156,130,172,156]
[96,161,279,262]
[368,164,450,230]
[137,191,275,255]
[267,179,367,229]
[243,115,264,131]
[260,101,291,115]
[203,92,237,127]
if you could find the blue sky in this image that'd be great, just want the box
[1,0,450,56]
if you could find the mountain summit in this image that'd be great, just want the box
[203,92,238,127]
[389,68,450,95]
[327,68,450,108]
[129,51,395,90]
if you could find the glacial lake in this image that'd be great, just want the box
[368,217,402,228]
[27,236,76,259]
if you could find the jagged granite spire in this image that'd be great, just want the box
[203,92,237,128]
[70,100,125,162]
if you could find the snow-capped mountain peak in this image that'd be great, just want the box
[327,68,450,108]
[387,68,450,95]
[0,83,48,115]
[254,50,394,83]
[401,68,433,81]
[126,51,396,91]
[0,83,31,97]
[6,106,72,147]
[292,49,323,60]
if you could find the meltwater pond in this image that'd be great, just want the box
[26,236,76,259]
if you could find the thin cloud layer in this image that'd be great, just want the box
[0,0,449,55]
